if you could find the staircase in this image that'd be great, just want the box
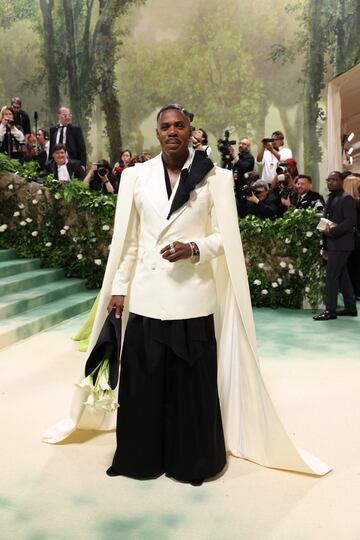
[0,249,98,350]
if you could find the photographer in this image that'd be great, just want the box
[217,130,236,169]
[83,160,118,194]
[0,106,25,159]
[238,179,279,219]
[292,175,324,211]
[271,160,298,217]
[10,97,31,137]
[228,137,255,188]
[192,128,211,156]
[256,130,292,184]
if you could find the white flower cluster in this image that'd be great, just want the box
[253,279,261,286]
[0,224,8,232]
[77,360,119,414]
[94,259,102,266]
[102,225,110,231]
[13,211,20,217]
[31,231,38,237]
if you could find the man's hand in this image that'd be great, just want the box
[161,241,192,262]
[281,196,291,208]
[320,248,328,261]
[107,294,125,319]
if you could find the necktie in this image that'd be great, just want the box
[59,126,64,144]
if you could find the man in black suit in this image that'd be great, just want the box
[45,143,85,182]
[10,97,31,137]
[313,171,357,321]
[292,175,324,211]
[49,107,87,167]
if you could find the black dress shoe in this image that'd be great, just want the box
[313,311,337,321]
[336,309,358,316]
[190,479,204,487]
[106,466,121,477]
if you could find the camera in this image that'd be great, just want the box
[217,130,236,169]
[262,138,275,144]
[98,167,107,177]
[241,185,256,198]
[7,119,15,127]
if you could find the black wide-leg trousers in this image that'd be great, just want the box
[325,251,356,313]
[110,313,227,482]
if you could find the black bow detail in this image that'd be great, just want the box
[167,150,214,219]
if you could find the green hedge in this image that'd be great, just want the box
[0,155,325,307]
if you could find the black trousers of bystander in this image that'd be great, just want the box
[326,251,356,313]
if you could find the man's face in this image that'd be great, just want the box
[326,174,343,192]
[36,131,45,145]
[58,108,72,125]
[238,138,250,154]
[272,134,284,150]
[255,187,267,201]
[53,149,67,165]
[156,109,192,158]
[11,101,21,112]
[296,178,311,195]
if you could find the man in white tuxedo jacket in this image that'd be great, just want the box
[106,104,227,485]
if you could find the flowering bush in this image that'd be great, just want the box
[0,157,325,307]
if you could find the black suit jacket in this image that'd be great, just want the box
[45,158,86,181]
[324,190,356,251]
[234,152,255,194]
[292,190,324,210]
[49,124,87,166]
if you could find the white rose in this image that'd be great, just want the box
[289,268,295,274]
[285,238,291,244]
[77,254,83,260]
[73,237,77,243]
[64,225,70,230]
[253,279,261,286]
[305,286,310,293]
[60,229,66,235]
[32,199,38,205]
[37,189,42,195]
[0,224,8,232]
[102,225,110,231]
[94,259,102,266]
[45,242,52,247]
[272,282,278,288]
[13,211,20,217]
[54,193,61,200]
[25,218,33,223]
[285,289,291,294]
[261,289,268,295]
[306,231,313,238]
[279,261,287,268]
[288,263,294,269]
[31,231,39,237]
[8,184,13,190]
[258,263,264,269]
[298,270,304,277]
[20,221,26,226]
[94,203,99,208]
[277,278,283,284]
[302,248,308,253]
[18,203,25,209]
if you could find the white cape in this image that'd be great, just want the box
[43,157,331,476]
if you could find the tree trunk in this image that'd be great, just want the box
[303,0,325,189]
[39,0,60,123]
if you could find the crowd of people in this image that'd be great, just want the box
[1,97,359,315]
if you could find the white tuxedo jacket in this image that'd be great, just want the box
[112,152,223,320]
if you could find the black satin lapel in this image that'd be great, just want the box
[167,151,214,219]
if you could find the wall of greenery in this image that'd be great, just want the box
[0,157,325,308]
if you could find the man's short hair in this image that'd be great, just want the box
[52,143,67,153]
[156,103,194,122]
[11,97,21,105]
[296,174,312,184]
[38,128,49,140]
[329,171,343,181]
[272,130,284,139]
[252,180,269,191]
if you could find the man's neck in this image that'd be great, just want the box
[162,150,189,173]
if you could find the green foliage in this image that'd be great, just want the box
[240,208,325,309]
[0,157,325,307]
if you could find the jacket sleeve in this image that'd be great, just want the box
[327,196,356,239]
[111,198,139,295]
[75,126,87,167]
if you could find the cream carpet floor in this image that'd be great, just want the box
[1,308,359,540]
